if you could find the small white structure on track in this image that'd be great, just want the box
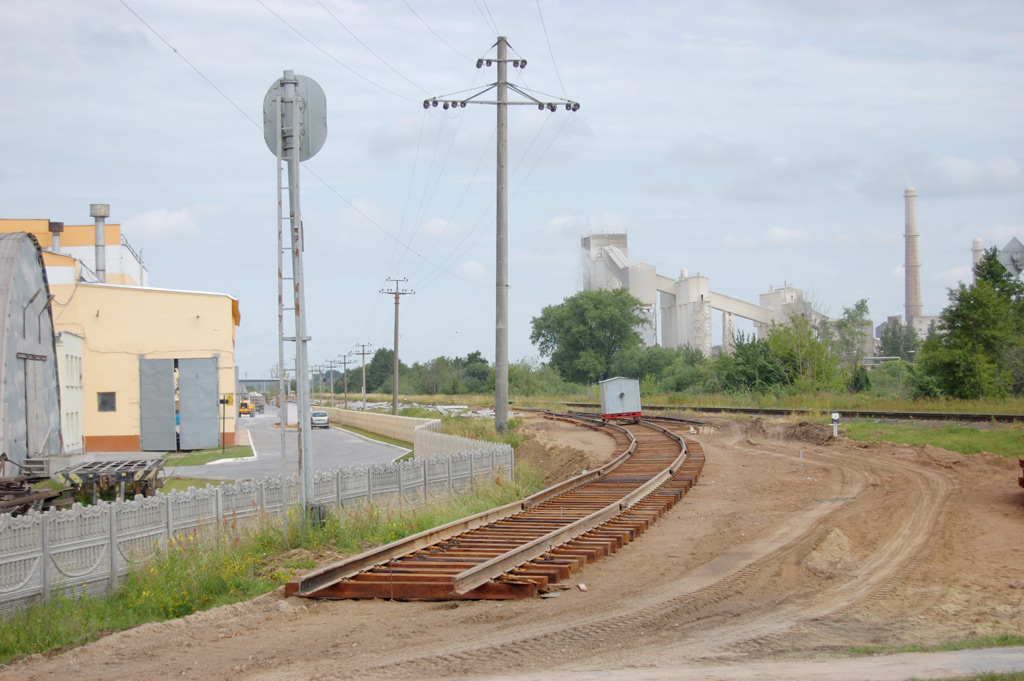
[599,377,641,423]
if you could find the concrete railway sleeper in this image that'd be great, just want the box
[285,414,706,601]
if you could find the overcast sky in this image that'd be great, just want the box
[2,1,1021,379]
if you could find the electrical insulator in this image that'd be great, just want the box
[476,59,483,68]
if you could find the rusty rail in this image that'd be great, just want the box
[286,414,705,600]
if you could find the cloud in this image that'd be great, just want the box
[457,260,488,284]
[935,264,972,289]
[721,153,858,203]
[933,156,1024,196]
[988,222,1024,244]
[123,208,200,241]
[334,199,394,249]
[670,134,755,165]
[766,226,814,246]
[859,150,1024,199]
[422,217,465,240]
[723,225,815,250]
[539,213,636,243]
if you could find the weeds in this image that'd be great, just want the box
[843,632,1024,656]
[0,461,545,665]
[843,421,1024,458]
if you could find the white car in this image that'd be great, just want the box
[311,410,330,429]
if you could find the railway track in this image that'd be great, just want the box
[564,402,1024,424]
[285,413,705,601]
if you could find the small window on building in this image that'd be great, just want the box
[98,392,116,412]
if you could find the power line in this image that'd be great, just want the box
[475,0,500,36]
[118,1,262,131]
[256,0,416,102]
[314,0,431,96]
[535,0,567,98]
[401,0,472,61]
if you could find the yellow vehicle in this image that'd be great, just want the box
[239,400,253,416]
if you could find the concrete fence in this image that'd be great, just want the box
[324,407,440,443]
[0,444,512,616]
[325,407,505,461]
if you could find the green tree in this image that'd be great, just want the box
[364,348,402,393]
[915,249,1024,398]
[713,332,787,393]
[608,345,682,380]
[530,289,648,384]
[832,299,872,368]
[877,317,919,360]
[765,315,840,391]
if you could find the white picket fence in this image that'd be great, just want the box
[0,443,512,616]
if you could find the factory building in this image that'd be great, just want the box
[581,233,819,356]
[0,208,239,456]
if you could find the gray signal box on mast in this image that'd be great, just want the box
[263,70,327,511]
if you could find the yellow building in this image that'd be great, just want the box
[0,216,240,453]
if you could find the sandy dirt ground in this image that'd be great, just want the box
[3,413,1023,681]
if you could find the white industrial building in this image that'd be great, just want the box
[581,233,817,356]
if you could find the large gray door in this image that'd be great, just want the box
[178,358,219,450]
[139,358,176,451]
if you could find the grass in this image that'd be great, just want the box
[0,461,546,665]
[533,390,1024,417]
[336,424,412,453]
[843,420,1024,458]
[844,632,1024,656]
[163,445,253,466]
[160,476,230,493]
[921,674,1024,681]
[440,415,526,449]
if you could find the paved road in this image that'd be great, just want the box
[167,405,406,481]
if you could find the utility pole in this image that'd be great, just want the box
[326,358,336,408]
[353,343,372,407]
[424,36,578,433]
[381,277,414,415]
[336,355,353,408]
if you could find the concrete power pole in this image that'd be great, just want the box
[353,343,372,407]
[424,36,578,433]
[336,355,354,408]
[381,278,414,415]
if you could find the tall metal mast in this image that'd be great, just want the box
[263,70,327,510]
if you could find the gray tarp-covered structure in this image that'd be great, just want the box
[0,233,61,468]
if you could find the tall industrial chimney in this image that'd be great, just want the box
[904,188,922,327]
[972,238,984,282]
[90,203,110,283]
